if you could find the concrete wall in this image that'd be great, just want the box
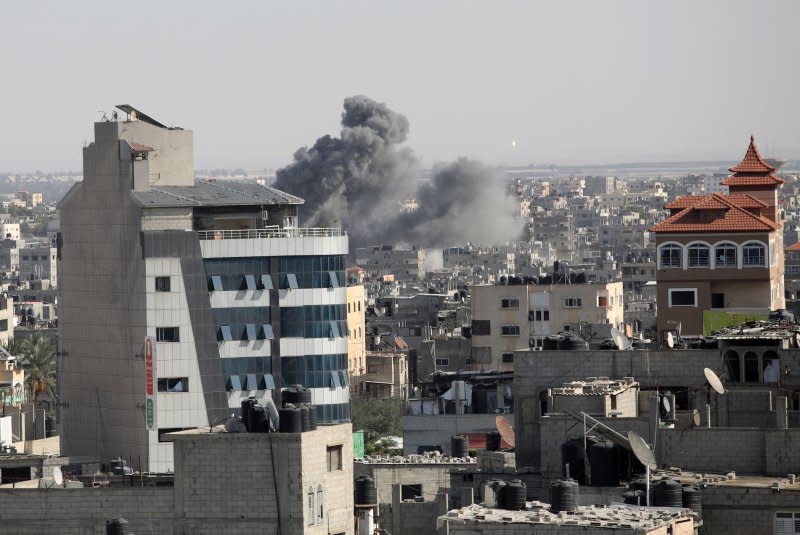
[403,413,500,455]
[702,485,800,535]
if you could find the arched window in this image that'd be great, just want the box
[316,484,324,523]
[687,243,710,268]
[744,352,760,383]
[724,350,741,383]
[659,244,682,269]
[714,242,737,268]
[763,350,780,383]
[742,242,766,266]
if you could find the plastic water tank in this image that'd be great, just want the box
[485,480,507,508]
[106,518,130,535]
[549,479,579,513]
[279,406,303,433]
[300,404,317,431]
[241,399,256,431]
[451,434,468,458]
[623,490,644,505]
[249,406,268,433]
[501,480,527,510]
[653,477,683,508]
[682,485,702,515]
[543,335,563,350]
[485,431,501,452]
[589,441,620,487]
[354,475,377,506]
[282,385,312,405]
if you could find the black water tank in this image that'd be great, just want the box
[485,431,501,451]
[251,406,269,433]
[682,486,702,515]
[354,475,377,506]
[282,385,312,405]
[653,477,683,508]
[623,490,644,505]
[561,438,587,485]
[561,334,589,351]
[300,404,316,431]
[45,416,57,437]
[472,389,489,413]
[543,335,562,350]
[589,441,620,487]
[549,479,579,513]
[106,518,130,535]
[241,399,256,431]
[279,406,303,433]
[451,434,468,458]
[501,480,527,510]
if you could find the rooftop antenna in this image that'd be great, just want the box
[627,431,656,506]
[703,367,726,428]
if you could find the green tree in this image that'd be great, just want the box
[350,398,404,443]
[14,335,56,404]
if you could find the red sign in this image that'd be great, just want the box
[145,337,154,396]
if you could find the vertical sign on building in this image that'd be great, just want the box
[145,336,156,430]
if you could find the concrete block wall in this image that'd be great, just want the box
[702,486,800,535]
[354,462,460,505]
[0,487,174,534]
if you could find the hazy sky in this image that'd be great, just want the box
[2,1,798,172]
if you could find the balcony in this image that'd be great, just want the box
[198,227,345,240]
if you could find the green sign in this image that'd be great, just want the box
[146,398,154,430]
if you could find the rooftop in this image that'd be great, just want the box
[721,136,784,186]
[132,180,304,208]
[551,377,638,396]
[650,192,779,233]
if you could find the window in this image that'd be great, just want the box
[218,325,233,341]
[245,323,258,341]
[327,445,343,471]
[597,295,608,307]
[744,352,759,383]
[763,351,780,384]
[330,370,342,388]
[208,275,223,291]
[317,485,324,523]
[328,271,340,288]
[401,484,423,500]
[262,324,275,340]
[774,512,800,534]
[668,289,696,307]
[158,377,188,392]
[502,352,514,363]
[0,319,7,331]
[286,273,299,289]
[501,298,520,309]
[435,358,449,366]
[563,297,582,308]
[714,243,737,268]
[227,375,243,391]
[156,327,180,342]
[501,325,520,336]
[155,276,170,292]
[659,244,682,269]
[260,274,274,290]
[471,320,491,336]
[743,242,766,266]
[307,487,315,526]
[687,243,710,267]
[243,274,257,290]
[724,350,741,383]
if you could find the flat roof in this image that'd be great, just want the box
[132,180,304,208]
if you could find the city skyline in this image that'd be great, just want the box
[1,1,799,172]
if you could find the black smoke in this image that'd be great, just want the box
[274,96,517,248]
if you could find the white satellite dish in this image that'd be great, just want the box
[627,431,656,507]
[52,466,63,487]
[662,395,671,414]
[704,368,725,395]
[666,331,674,349]
[692,409,701,427]
[610,327,632,350]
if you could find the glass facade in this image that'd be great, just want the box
[280,305,347,338]
[204,257,271,291]
[314,402,349,423]
[277,255,345,289]
[213,307,271,340]
[221,356,272,376]
[283,354,348,388]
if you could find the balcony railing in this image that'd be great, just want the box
[197,227,346,240]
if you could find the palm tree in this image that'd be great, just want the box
[14,335,56,405]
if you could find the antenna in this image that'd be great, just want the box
[627,431,655,506]
[52,466,64,487]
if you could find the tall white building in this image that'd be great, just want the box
[59,106,349,471]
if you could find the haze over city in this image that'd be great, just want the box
[2,0,799,172]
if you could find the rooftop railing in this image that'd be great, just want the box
[197,227,346,240]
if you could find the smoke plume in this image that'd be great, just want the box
[275,96,517,248]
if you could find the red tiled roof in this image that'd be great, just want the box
[665,193,766,210]
[729,136,775,173]
[787,242,800,252]
[650,193,779,234]
[720,136,784,186]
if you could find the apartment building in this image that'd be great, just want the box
[470,279,624,370]
[650,137,785,337]
[59,106,349,471]
[346,284,366,382]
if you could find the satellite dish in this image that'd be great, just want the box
[627,431,656,470]
[52,466,63,487]
[610,327,632,350]
[692,409,701,427]
[704,368,725,395]
[662,395,671,414]
[496,415,515,448]
[666,332,674,349]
